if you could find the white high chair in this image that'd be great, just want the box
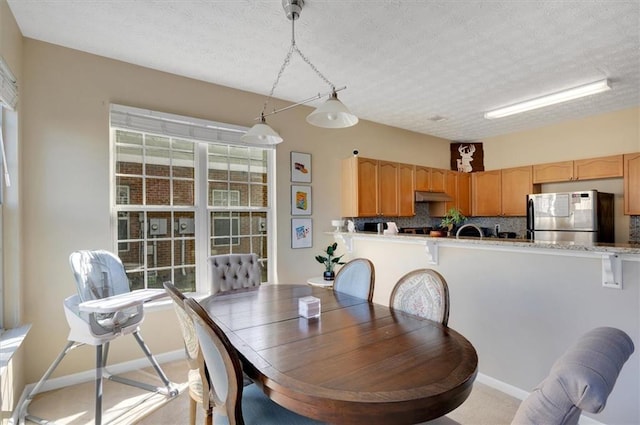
[18,250,178,425]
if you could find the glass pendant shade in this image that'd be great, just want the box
[306,92,359,128]
[241,117,283,145]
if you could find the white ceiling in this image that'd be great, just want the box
[7,0,640,141]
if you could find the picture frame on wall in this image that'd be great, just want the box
[291,218,312,249]
[291,151,312,183]
[291,185,312,215]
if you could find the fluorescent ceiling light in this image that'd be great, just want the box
[484,79,611,119]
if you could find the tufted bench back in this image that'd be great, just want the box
[208,254,262,295]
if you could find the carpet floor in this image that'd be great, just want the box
[23,360,521,424]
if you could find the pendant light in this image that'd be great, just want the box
[241,0,357,145]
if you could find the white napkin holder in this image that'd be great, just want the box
[384,222,399,235]
[299,296,321,319]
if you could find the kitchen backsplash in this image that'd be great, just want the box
[630,216,640,243]
[346,207,640,243]
[346,203,527,238]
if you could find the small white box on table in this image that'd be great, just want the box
[298,296,321,318]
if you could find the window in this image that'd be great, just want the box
[111,105,273,294]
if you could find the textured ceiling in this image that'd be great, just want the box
[7,0,640,141]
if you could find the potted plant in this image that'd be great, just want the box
[315,242,346,280]
[440,207,466,235]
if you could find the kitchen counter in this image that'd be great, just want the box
[333,231,640,256]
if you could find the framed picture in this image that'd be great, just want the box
[291,151,312,183]
[291,185,312,215]
[291,218,312,249]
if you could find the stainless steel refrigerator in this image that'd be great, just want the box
[526,190,614,244]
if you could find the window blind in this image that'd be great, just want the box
[0,57,17,111]
[110,104,266,148]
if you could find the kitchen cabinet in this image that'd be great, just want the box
[532,160,574,183]
[472,166,538,216]
[415,166,431,191]
[533,155,623,183]
[501,166,538,216]
[624,152,640,215]
[472,170,501,216]
[398,162,415,216]
[378,160,399,216]
[456,172,472,216]
[342,157,414,217]
[431,171,470,217]
[574,155,623,180]
[415,166,446,192]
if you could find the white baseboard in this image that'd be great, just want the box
[9,349,185,425]
[476,372,605,425]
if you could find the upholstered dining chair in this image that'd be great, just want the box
[184,297,326,425]
[332,258,375,302]
[511,327,634,425]
[389,268,450,326]
[163,282,213,425]
[208,253,262,296]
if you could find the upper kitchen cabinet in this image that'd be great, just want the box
[342,157,414,217]
[533,155,623,183]
[532,160,573,183]
[624,153,640,215]
[456,172,472,216]
[472,170,501,216]
[342,156,378,217]
[472,166,539,216]
[501,166,539,216]
[415,166,446,192]
[378,160,400,216]
[398,162,415,216]
[431,170,467,217]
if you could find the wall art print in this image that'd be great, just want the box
[291,185,312,215]
[291,151,312,183]
[450,142,484,172]
[291,218,312,249]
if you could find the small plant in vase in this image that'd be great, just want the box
[315,242,346,281]
[440,207,466,235]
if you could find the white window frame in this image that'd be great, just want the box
[110,104,276,294]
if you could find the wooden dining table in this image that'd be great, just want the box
[201,284,478,425]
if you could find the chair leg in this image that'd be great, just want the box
[189,397,197,425]
[104,330,178,397]
[18,340,80,424]
[95,344,104,425]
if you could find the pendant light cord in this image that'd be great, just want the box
[261,16,336,116]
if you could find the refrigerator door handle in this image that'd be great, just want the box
[526,198,535,240]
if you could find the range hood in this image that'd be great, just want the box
[415,191,453,202]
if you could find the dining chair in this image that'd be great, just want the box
[332,258,375,302]
[184,297,326,425]
[389,268,450,326]
[208,253,262,296]
[163,282,214,425]
[511,326,634,425]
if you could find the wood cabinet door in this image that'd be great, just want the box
[398,163,415,217]
[574,155,623,180]
[415,166,431,191]
[501,166,536,216]
[472,170,501,216]
[533,161,574,183]
[356,157,379,217]
[378,160,399,216]
[456,172,472,216]
[430,168,446,192]
[624,153,640,215]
